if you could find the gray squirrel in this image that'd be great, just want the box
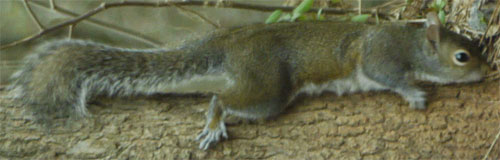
[8,12,490,150]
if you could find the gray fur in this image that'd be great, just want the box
[8,39,225,124]
[7,20,489,149]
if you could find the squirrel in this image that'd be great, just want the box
[8,12,490,150]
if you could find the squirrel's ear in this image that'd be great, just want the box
[425,12,440,51]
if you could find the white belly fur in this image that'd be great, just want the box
[157,72,233,94]
[153,66,386,98]
[298,67,387,96]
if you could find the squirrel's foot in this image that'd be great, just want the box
[395,87,427,110]
[409,99,426,109]
[406,91,426,109]
[196,120,228,150]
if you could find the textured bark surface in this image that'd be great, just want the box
[0,80,499,159]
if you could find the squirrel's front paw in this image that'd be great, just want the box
[395,88,427,110]
[196,120,228,150]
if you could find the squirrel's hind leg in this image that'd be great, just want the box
[196,95,228,150]
[75,83,91,117]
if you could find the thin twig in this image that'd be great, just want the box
[23,0,44,30]
[1,0,389,50]
[463,26,486,35]
[479,0,499,44]
[483,124,500,160]
[369,0,404,10]
[173,4,220,28]
[68,25,73,40]
[358,0,362,15]
[49,0,55,10]
[395,19,426,23]
[26,1,163,48]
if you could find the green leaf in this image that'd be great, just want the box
[351,14,370,22]
[278,13,292,22]
[479,12,487,25]
[438,10,446,24]
[316,8,324,20]
[292,0,315,21]
[438,0,446,9]
[432,0,446,10]
[265,10,283,24]
[297,15,309,21]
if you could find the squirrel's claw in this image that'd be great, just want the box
[407,93,426,110]
[196,120,228,150]
[409,100,426,110]
[395,88,427,110]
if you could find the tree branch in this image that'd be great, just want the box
[23,0,44,30]
[11,0,164,48]
[173,4,220,29]
[1,0,388,50]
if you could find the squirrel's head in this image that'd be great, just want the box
[416,12,491,84]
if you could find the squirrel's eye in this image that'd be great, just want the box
[453,50,470,66]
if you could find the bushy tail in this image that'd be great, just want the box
[7,40,88,124]
[8,39,225,125]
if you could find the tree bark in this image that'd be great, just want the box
[0,81,499,159]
